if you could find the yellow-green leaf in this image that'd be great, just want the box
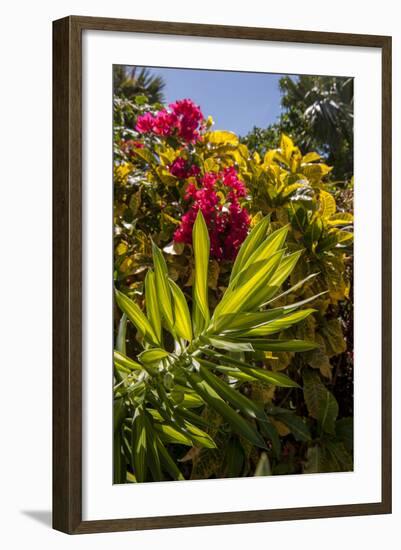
[114,350,143,372]
[192,210,210,333]
[229,214,271,283]
[169,278,192,341]
[115,289,158,346]
[240,308,316,337]
[145,270,162,344]
[319,190,336,219]
[206,130,239,146]
[152,242,174,330]
[139,348,170,365]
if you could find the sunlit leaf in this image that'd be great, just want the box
[115,289,158,346]
[169,278,192,341]
[152,242,174,330]
[192,210,210,334]
[145,270,162,344]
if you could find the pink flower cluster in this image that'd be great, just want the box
[168,157,200,180]
[174,167,250,260]
[135,99,204,143]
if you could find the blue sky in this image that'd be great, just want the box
[145,67,289,137]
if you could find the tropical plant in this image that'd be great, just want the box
[242,75,354,181]
[113,85,354,480]
[113,211,324,483]
[113,65,165,104]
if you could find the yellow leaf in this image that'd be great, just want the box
[319,190,336,219]
[301,163,332,182]
[263,149,277,166]
[116,241,128,256]
[280,133,295,162]
[114,162,132,185]
[302,152,321,164]
[206,130,239,147]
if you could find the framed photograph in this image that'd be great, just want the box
[53,16,392,534]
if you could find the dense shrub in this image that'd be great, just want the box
[113,86,354,482]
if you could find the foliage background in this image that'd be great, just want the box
[113,65,354,481]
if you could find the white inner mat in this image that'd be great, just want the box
[82,29,382,521]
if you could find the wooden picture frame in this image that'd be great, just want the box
[53,15,392,534]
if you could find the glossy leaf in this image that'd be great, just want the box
[186,371,267,449]
[169,278,192,341]
[145,270,162,344]
[152,242,175,330]
[192,210,210,334]
[115,289,158,346]
[230,214,271,282]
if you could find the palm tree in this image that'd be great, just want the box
[113,66,165,104]
[279,76,354,180]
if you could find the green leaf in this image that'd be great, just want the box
[169,278,192,341]
[236,338,318,352]
[214,250,284,320]
[192,210,210,334]
[335,417,354,453]
[152,243,175,330]
[132,408,147,482]
[115,289,158,346]
[303,444,324,473]
[155,436,185,480]
[202,350,300,388]
[257,250,303,304]
[134,147,157,166]
[240,225,290,274]
[335,229,353,244]
[237,309,316,337]
[154,423,194,446]
[184,421,217,449]
[114,350,143,372]
[303,369,339,434]
[216,309,287,333]
[225,438,245,477]
[145,270,162,344]
[325,440,353,471]
[200,335,255,352]
[116,313,127,354]
[230,214,270,282]
[259,419,281,458]
[144,413,163,481]
[113,429,125,484]
[198,361,268,422]
[263,291,326,314]
[274,413,311,442]
[186,371,267,449]
[254,452,272,476]
[139,348,170,365]
[113,398,126,433]
[170,386,204,408]
[304,217,323,250]
[320,319,346,357]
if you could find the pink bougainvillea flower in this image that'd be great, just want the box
[169,157,201,180]
[169,99,204,143]
[174,166,250,260]
[135,112,156,133]
[135,99,204,143]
